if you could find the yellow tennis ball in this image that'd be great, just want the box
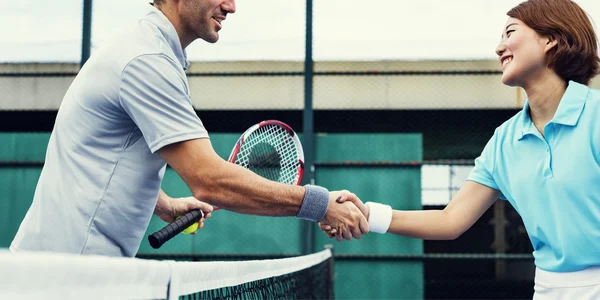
[182,222,198,234]
[176,216,199,234]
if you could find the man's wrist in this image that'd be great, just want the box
[296,185,330,222]
[365,202,392,234]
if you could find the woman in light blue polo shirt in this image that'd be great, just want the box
[321,0,600,298]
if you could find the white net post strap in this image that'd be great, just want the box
[167,248,332,300]
[0,249,170,300]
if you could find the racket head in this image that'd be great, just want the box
[228,120,304,185]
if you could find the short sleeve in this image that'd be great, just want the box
[119,54,208,153]
[467,129,504,197]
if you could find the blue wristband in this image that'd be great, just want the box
[296,185,330,222]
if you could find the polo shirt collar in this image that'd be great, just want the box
[516,80,588,141]
[516,104,537,141]
[143,5,190,71]
[552,80,588,126]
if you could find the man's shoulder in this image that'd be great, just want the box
[93,21,174,72]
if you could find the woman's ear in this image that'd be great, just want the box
[544,36,558,53]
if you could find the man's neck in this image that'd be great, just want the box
[154,3,194,49]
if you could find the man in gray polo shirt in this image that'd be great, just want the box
[10,0,369,257]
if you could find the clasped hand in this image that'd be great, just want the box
[319,190,370,242]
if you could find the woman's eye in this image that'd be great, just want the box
[506,30,515,37]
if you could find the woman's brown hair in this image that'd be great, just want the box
[508,0,600,85]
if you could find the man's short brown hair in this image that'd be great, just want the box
[152,0,165,7]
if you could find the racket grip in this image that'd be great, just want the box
[148,209,204,249]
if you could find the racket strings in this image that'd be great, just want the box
[235,125,299,184]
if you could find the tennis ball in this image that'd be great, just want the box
[176,216,199,234]
[182,222,198,234]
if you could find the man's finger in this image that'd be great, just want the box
[196,202,214,212]
[186,199,214,213]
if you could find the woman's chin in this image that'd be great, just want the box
[501,74,520,87]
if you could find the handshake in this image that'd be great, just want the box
[318,190,392,242]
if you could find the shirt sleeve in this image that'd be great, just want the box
[119,54,208,153]
[466,129,505,198]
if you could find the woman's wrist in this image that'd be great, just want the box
[365,202,392,234]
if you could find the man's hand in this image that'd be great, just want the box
[320,190,369,241]
[319,193,371,241]
[154,192,214,234]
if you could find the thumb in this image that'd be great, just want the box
[335,195,348,203]
[184,198,214,213]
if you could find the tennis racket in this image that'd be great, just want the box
[148,120,304,249]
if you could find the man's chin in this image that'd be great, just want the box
[200,33,219,44]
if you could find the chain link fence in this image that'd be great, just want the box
[0,61,536,299]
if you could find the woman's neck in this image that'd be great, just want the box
[522,72,567,126]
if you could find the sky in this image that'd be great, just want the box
[1,0,600,62]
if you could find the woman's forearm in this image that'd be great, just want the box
[387,209,460,240]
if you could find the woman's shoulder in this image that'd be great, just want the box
[492,108,528,138]
[587,85,600,103]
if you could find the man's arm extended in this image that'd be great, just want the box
[159,138,369,238]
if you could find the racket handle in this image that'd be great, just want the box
[148,209,204,249]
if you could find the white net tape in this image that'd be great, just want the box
[0,249,331,300]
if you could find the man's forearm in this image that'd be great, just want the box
[159,138,327,221]
[191,160,306,217]
[154,189,172,216]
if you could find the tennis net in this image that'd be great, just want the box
[178,254,332,299]
[0,248,333,300]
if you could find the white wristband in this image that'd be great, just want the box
[365,202,392,234]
